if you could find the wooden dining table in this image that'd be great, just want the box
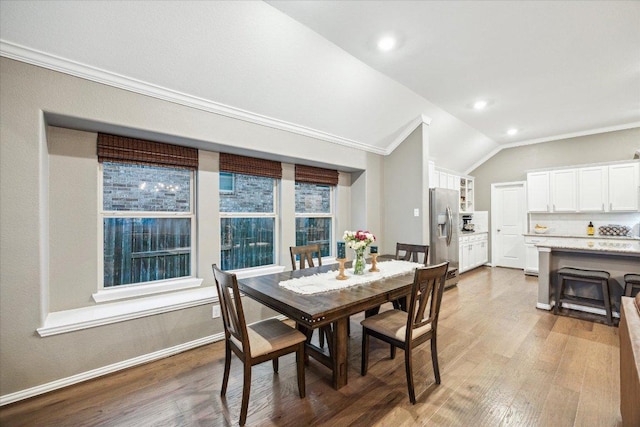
[236,257,416,389]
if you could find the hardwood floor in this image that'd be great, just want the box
[0,267,622,426]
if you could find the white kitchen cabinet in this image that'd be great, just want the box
[608,162,639,211]
[527,171,550,212]
[459,233,488,273]
[524,235,547,275]
[477,237,488,265]
[528,161,639,213]
[550,169,577,212]
[578,166,607,212]
[460,176,474,213]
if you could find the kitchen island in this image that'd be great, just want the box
[536,238,640,318]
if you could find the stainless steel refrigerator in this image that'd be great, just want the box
[429,188,459,288]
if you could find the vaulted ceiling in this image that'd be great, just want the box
[1,1,638,172]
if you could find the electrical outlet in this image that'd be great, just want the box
[414,208,420,217]
[212,305,221,319]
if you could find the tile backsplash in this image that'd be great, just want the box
[529,212,640,237]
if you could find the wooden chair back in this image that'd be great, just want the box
[406,261,449,341]
[212,264,249,353]
[395,243,429,264]
[290,244,322,270]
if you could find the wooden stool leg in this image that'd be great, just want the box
[554,276,565,315]
[601,279,613,326]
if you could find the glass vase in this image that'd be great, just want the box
[353,247,366,275]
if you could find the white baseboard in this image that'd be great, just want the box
[0,332,225,406]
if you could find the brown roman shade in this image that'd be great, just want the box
[295,165,339,186]
[219,153,282,179]
[97,133,198,170]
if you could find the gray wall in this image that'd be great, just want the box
[0,57,381,397]
[471,128,640,211]
[382,124,430,253]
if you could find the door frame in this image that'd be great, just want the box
[490,181,527,268]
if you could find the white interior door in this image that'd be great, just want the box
[491,182,526,269]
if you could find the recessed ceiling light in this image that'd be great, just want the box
[507,128,518,136]
[377,36,396,52]
[473,100,487,110]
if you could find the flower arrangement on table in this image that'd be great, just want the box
[343,230,376,275]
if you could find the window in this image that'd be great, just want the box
[219,172,234,193]
[218,153,282,271]
[220,173,277,270]
[101,162,195,287]
[294,165,339,258]
[295,183,333,257]
[98,133,198,289]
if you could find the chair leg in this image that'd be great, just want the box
[431,336,441,384]
[390,344,396,360]
[221,340,231,396]
[361,331,369,376]
[296,343,306,398]
[405,345,416,404]
[239,361,252,426]
[272,357,279,373]
[319,329,325,348]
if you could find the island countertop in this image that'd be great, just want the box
[535,238,640,255]
[523,232,640,241]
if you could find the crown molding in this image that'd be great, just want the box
[384,114,431,155]
[0,40,387,155]
[464,122,640,175]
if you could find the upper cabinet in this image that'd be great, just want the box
[578,166,608,211]
[550,169,577,212]
[460,177,474,213]
[527,161,639,213]
[609,162,639,211]
[527,171,550,212]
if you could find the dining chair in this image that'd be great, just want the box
[290,243,322,270]
[212,264,306,426]
[395,242,429,264]
[289,244,334,348]
[392,243,429,311]
[360,261,449,404]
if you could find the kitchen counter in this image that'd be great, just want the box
[536,238,640,255]
[523,232,640,241]
[536,239,640,317]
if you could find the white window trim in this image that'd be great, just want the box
[220,176,279,270]
[38,285,215,337]
[98,163,196,292]
[92,277,203,303]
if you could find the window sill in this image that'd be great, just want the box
[230,264,286,279]
[322,257,338,266]
[37,286,216,337]
[92,277,203,303]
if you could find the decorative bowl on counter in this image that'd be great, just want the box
[534,225,548,234]
[598,224,631,237]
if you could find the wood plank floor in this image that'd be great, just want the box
[0,267,622,426]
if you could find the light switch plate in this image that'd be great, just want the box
[414,208,420,217]
[212,305,221,319]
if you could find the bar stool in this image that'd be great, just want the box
[624,274,640,297]
[554,267,613,326]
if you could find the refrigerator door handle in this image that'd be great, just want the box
[446,206,452,246]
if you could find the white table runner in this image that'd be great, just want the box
[278,260,424,295]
